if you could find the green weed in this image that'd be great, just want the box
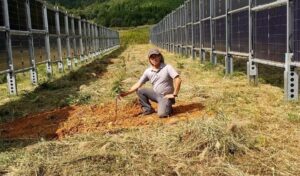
[288,113,300,123]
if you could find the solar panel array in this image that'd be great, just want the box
[151,0,299,65]
[0,0,120,94]
[149,0,300,101]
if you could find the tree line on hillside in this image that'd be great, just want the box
[46,0,184,27]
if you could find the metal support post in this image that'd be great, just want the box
[248,0,258,84]
[26,0,38,85]
[7,70,17,95]
[225,55,233,74]
[210,0,216,65]
[199,0,203,63]
[225,0,233,75]
[284,53,298,100]
[211,52,217,65]
[87,23,91,59]
[4,0,17,95]
[184,3,188,57]
[65,14,72,70]
[83,20,88,61]
[200,49,206,63]
[247,59,258,84]
[43,4,52,75]
[55,8,64,72]
[79,19,84,62]
[284,1,298,101]
[71,17,78,66]
[191,0,195,59]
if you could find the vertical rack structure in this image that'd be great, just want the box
[26,0,38,85]
[150,0,300,101]
[0,0,120,95]
[43,1,52,75]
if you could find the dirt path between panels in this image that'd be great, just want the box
[0,44,207,139]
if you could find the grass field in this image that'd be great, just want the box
[0,26,300,175]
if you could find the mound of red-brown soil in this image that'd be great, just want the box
[0,101,205,140]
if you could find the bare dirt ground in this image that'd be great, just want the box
[0,101,204,139]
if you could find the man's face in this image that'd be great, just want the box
[149,54,161,67]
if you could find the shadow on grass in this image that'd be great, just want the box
[173,103,205,115]
[231,57,285,88]
[0,46,126,124]
[0,139,37,152]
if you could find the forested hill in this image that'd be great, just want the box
[46,0,184,27]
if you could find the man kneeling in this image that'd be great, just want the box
[120,48,182,118]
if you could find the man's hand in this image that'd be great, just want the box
[118,82,143,100]
[164,94,176,99]
[119,91,130,97]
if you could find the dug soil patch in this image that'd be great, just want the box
[0,101,205,139]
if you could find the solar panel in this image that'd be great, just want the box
[181,27,185,45]
[170,28,174,44]
[202,0,210,18]
[230,11,249,53]
[0,32,8,71]
[230,0,249,10]
[214,0,226,17]
[253,6,286,63]
[74,19,80,35]
[59,12,66,34]
[187,24,193,45]
[70,40,75,57]
[30,0,44,30]
[49,36,59,61]
[175,28,179,45]
[214,18,226,52]
[68,17,73,35]
[82,22,87,53]
[193,23,200,48]
[0,1,4,26]
[193,0,200,22]
[294,0,300,62]
[33,34,46,63]
[187,1,192,23]
[11,35,30,70]
[47,9,57,34]
[181,7,185,25]
[87,24,91,52]
[60,37,67,58]
[8,0,27,31]
[202,20,211,48]
[254,0,277,6]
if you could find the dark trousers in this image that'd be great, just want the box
[136,88,175,117]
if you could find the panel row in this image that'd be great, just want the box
[151,0,297,65]
[0,0,120,73]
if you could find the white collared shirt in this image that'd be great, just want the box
[138,63,179,95]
